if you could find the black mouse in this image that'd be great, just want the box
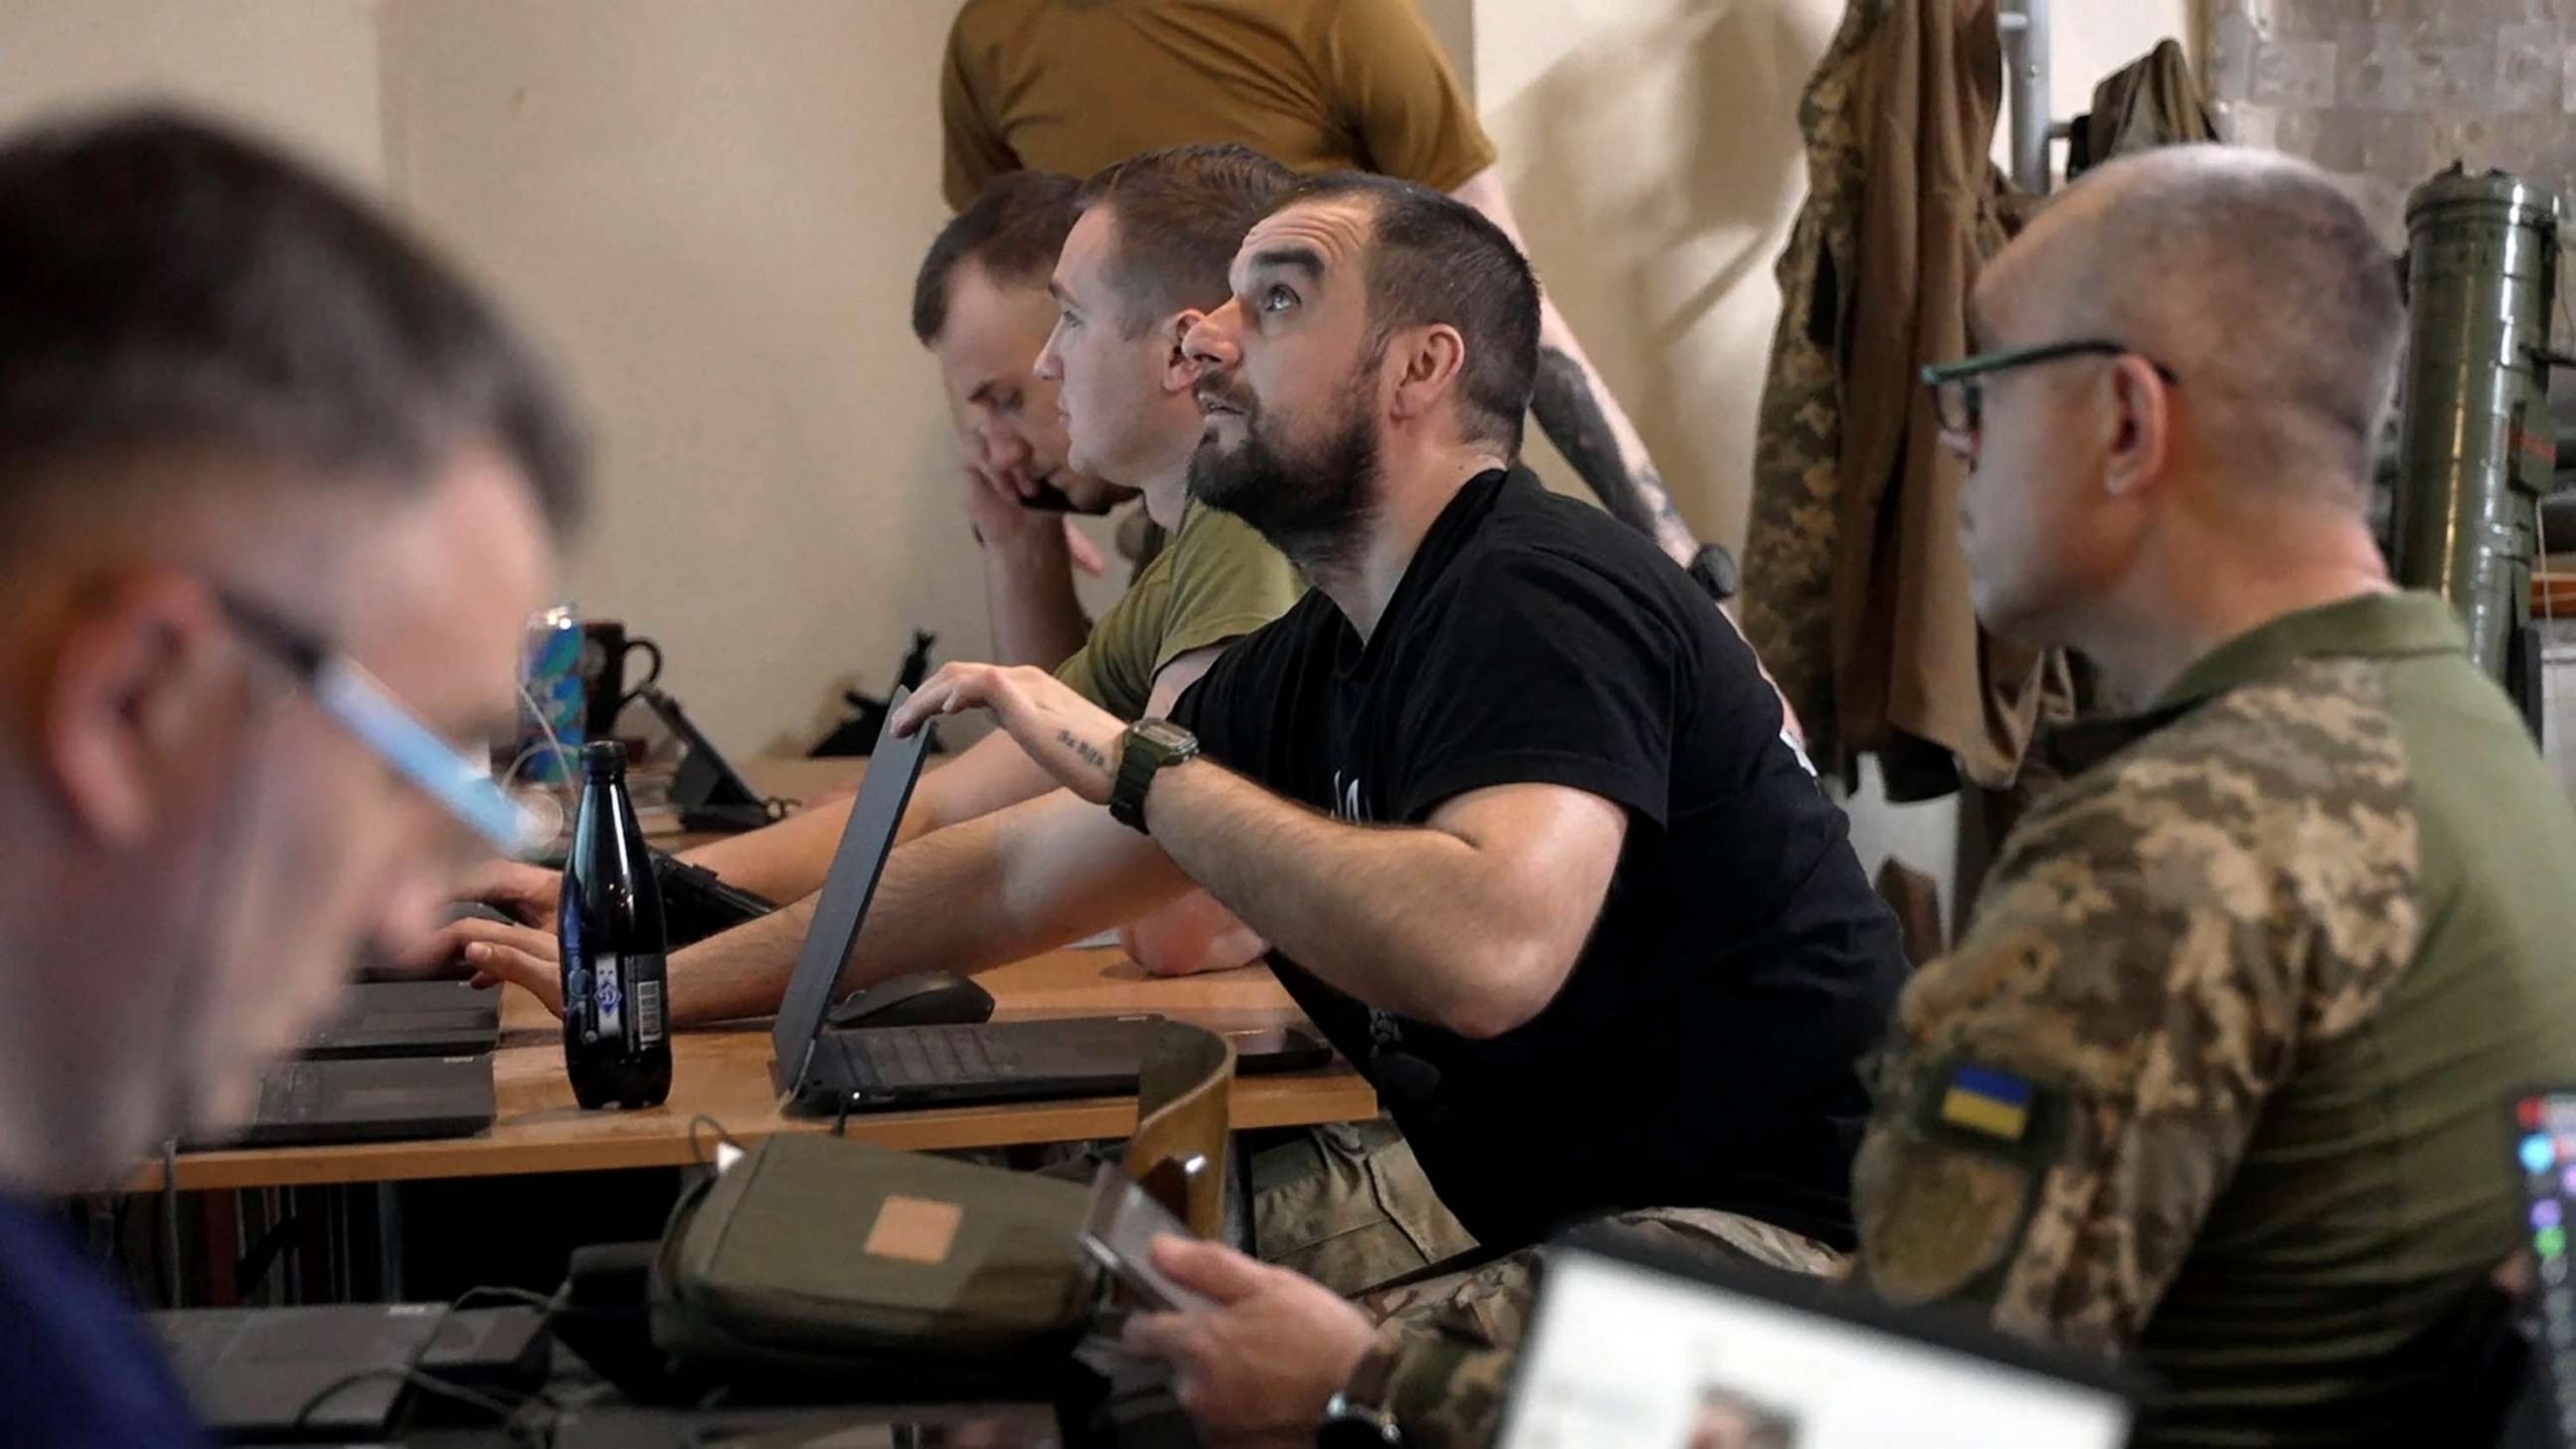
[828,970,995,1030]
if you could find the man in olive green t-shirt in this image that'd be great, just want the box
[940,0,1723,583]
[1108,148,2576,1449]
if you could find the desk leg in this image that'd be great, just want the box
[375,1182,404,1300]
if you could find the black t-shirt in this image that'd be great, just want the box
[1173,469,1904,1251]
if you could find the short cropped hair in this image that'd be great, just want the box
[0,107,585,532]
[911,170,1080,345]
[2059,148,2403,491]
[1074,143,1296,335]
[1277,172,1540,453]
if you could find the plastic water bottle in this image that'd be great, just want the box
[558,740,673,1109]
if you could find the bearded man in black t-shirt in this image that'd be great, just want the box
[887,171,1904,1256]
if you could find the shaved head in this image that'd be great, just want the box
[1979,147,2402,496]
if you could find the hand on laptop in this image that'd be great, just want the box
[397,911,564,1015]
[892,662,1126,806]
[1119,1239,1374,1444]
[456,859,564,932]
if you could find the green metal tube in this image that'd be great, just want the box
[2391,166,2560,681]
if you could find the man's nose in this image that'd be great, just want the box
[1035,323,1066,383]
[1182,299,1241,375]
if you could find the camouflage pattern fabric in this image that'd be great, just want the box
[1367,637,2499,1446]
[1249,1118,1478,1297]
[1372,1208,1843,1449]
[1737,0,1881,779]
[1847,656,2420,1348]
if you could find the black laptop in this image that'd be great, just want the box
[299,979,501,1060]
[152,1302,446,1441]
[768,691,1331,1116]
[153,1302,549,1442]
[1495,1229,2137,1449]
[185,1055,496,1150]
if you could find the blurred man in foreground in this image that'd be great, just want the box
[0,109,584,1444]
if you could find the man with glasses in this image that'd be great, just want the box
[0,109,583,1444]
[1108,146,2576,1448]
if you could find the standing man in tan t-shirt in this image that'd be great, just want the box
[937,0,1733,595]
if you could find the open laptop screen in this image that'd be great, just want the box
[1498,1242,2135,1449]
[768,688,932,1085]
[2511,1088,2576,1446]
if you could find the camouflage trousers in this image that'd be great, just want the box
[1014,1116,1478,1299]
[1362,1205,1846,1347]
[1367,1209,1846,1449]
[1246,1118,1478,1296]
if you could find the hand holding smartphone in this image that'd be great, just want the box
[1080,1164,1218,1314]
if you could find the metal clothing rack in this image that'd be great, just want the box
[1998,0,2058,196]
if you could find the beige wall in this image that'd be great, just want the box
[0,0,382,184]
[0,0,2195,839]
[381,0,1073,756]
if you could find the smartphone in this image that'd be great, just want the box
[1224,1026,1335,1076]
[1079,1165,1218,1314]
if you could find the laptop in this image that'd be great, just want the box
[185,1054,496,1150]
[299,979,501,1060]
[152,1302,447,1441]
[2508,1088,2576,1446]
[152,1302,549,1442]
[1495,1230,2138,1449]
[552,1404,1061,1448]
[768,691,1334,1116]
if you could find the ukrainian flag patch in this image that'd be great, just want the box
[1938,1063,2034,1142]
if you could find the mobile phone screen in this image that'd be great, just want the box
[1079,1164,1218,1313]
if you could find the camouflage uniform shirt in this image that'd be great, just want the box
[1380,593,2576,1447]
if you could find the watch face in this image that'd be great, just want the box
[1134,719,1193,750]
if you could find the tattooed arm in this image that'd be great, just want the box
[1450,167,1699,568]
[891,662,1627,1036]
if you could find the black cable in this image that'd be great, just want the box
[288,1284,567,1441]
[686,1114,743,1167]
[832,1093,853,1139]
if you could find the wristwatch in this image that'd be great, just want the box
[1109,718,1199,833]
[1319,1341,1405,1446]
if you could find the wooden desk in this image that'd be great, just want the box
[142,949,1374,1193]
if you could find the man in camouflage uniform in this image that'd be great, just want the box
[1115,145,2576,1448]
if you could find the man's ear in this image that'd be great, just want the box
[41,573,242,849]
[1163,309,1208,393]
[1386,323,1469,428]
[2101,355,2171,501]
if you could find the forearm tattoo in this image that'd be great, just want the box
[1059,729,1113,782]
[1528,345,1694,546]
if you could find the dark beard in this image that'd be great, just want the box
[1187,379,1379,576]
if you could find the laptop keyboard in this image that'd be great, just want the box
[833,1026,1023,1090]
[257,1064,324,1124]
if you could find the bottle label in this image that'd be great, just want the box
[635,965,667,1046]
[593,953,624,1041]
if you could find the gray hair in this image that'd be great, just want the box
[2044,146,2402,496]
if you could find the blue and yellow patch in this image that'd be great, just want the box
[1938,1063,2034,1142]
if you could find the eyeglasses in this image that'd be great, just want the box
[1920,340,2180,436]
[216,591,541,856]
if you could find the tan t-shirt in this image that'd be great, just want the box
[1055,499,1305,719]
[942,0,1497,209]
